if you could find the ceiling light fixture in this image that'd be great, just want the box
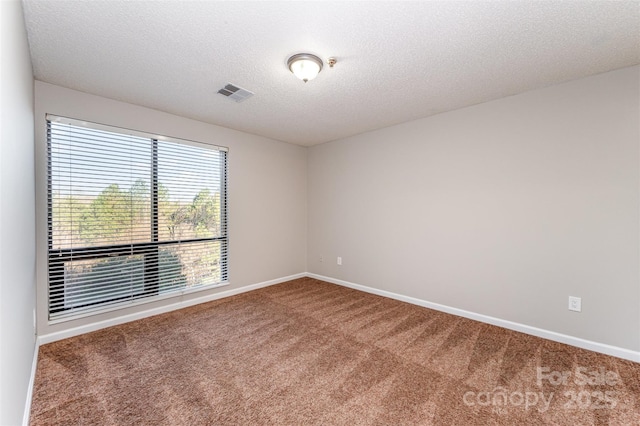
[287,53,323,82]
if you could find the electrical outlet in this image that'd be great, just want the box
[568,296,581,312]
[337,257,342,265]
[320,255,323,263]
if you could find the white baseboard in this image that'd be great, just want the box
[23,339,39,426]
[306,273,640,363]
[38,273,306,345]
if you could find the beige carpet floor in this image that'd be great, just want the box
[30,277,640,425]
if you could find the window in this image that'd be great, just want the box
[47,115,228,320]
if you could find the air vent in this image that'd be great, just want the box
[217,83,254,103]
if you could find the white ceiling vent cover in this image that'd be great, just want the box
[217,83,254,103]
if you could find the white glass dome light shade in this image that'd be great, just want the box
[287,53,323,82]
[290,59,320,82]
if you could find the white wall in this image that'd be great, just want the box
[308,66,640,353]
[35,82,307,337]
[0,1,37,424]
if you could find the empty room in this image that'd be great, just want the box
[1,0,639,424]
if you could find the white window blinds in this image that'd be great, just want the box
[47,115,228,320]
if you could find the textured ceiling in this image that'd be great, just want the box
[22,1,640,146]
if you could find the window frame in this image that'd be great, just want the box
[46,115,229,321]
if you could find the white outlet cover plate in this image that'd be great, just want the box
[568,296,582,312]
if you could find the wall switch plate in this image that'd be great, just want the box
[568,296,582,312]
[337,257,342,265]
